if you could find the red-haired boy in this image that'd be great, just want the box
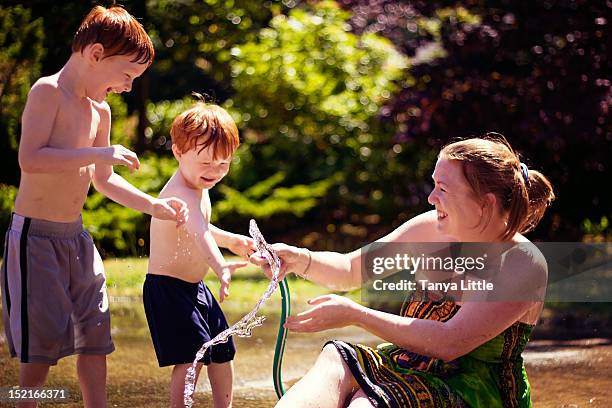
[1,6,188,407]
[145,100,255,407]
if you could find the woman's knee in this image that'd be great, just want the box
[348,389,375,408]
[318,343,343,365]
[314,344,357,388]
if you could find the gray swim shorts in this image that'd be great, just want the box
[1,213,114,365]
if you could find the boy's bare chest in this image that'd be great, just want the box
[48,97,101,148]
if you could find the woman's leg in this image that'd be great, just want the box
[275,344,359,408]
[347,389,376,408]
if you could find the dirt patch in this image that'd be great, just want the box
[1,329,610,407]
[526,338,612,407]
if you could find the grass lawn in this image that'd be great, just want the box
[104,257,362,315]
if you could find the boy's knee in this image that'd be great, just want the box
[207,361,233,376]
[77,354,106,362]
[20,363,51,386]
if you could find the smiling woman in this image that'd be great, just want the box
[436,135,555,242]
[252,133,556,408]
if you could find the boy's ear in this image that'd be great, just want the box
[171,144,181,159]
[86,43,105,64]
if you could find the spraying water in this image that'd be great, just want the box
[183,219,282,407]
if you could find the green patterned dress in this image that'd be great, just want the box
[329,300,533,408]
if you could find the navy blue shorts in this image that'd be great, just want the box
[143,274,235,367]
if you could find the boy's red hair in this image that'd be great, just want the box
[171,103,240,159]
[72,5,154,65]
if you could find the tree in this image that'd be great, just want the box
[340,0,611,240]
[0,5,45,244]
[214,1,412,246]
[141,0,298,151]
[0,5,45,186]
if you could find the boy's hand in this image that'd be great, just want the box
[151,197,189,227]
[218,261,249,302]
[98,145,141,171]
[227,235,257,260]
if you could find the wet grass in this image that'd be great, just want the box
[104,256,362,316]
[0,256,369,408]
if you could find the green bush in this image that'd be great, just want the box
[0,5,45,186]
[144,96,194,150]
[106,93,133,149]
[217,1,413,234]
[0,184,17,247]
[214,171,342,222]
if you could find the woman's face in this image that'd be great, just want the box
[427,158,487,240]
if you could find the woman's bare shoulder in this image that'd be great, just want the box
[505,236,548,275]
[382,210,450,243]
[496,238,548,303]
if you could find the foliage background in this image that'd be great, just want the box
[0,0,610,256]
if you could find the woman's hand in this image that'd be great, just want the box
[249,243,309,280]
[284,294,361,333]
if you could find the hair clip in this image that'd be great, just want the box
[520,163,530,187]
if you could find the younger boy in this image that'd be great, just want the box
[1,5,187,408]
[145,100,255,408]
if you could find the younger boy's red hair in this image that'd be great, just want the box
[171,102,240,160]
[72,5,154,65]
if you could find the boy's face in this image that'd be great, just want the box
[173,142,232,190]
[86,46,148,102]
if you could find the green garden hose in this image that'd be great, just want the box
[273,277,291,399]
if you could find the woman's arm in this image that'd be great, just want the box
[286,242,547,361]
[254,210,442,290]
[255,244,355,290]
[351,300,533,361]
[297,249,355,290]
[286,294,532,361]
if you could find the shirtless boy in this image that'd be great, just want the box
[145,100,255,407]
[1,6,187,407]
